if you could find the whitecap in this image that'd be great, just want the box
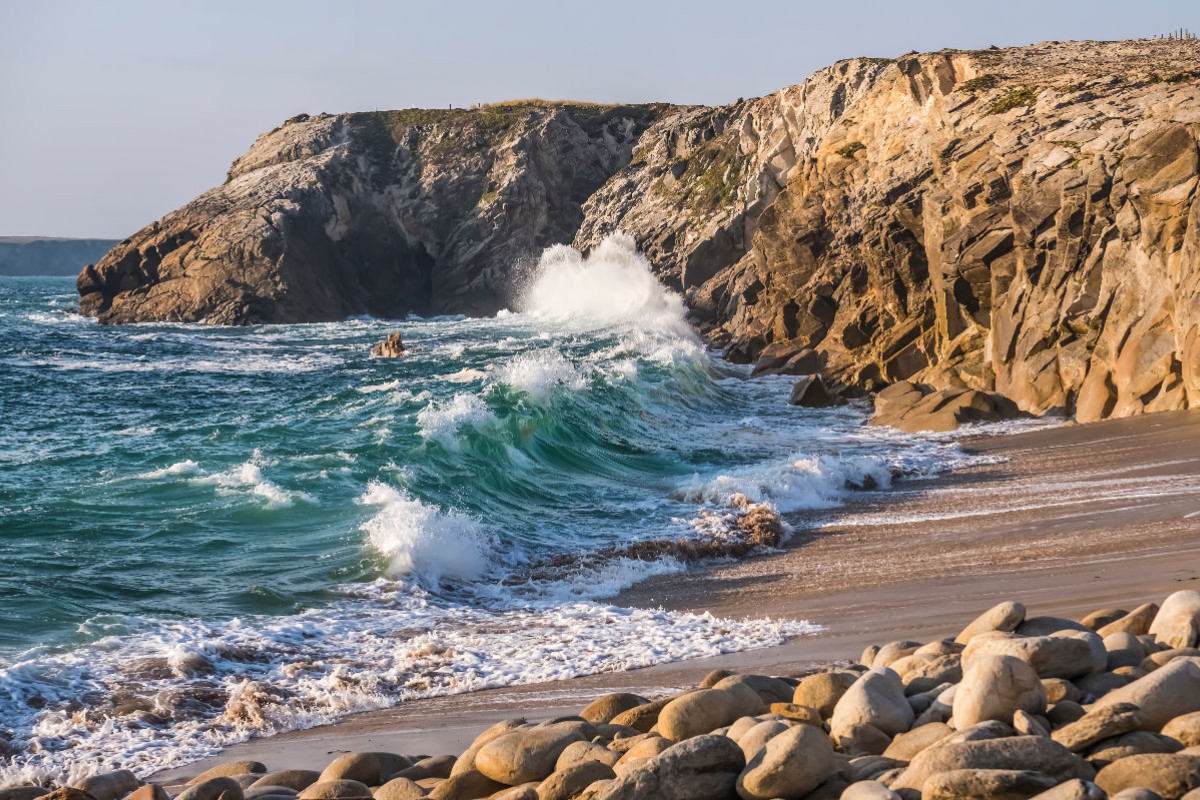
[443,368,487,384]
[357,379,402,393]
[0,589,816,787]
[494,349,586,402]
[415,392,497,445]
[675,454,884,513]
[516,232,699,342]
[136,460,203,480]
[359,482,495,585]
[194,461,313,509]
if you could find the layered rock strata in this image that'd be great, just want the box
[79,40,1200,424]
[581,39,1200,424]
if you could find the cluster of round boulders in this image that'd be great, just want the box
[13,592,1200,800]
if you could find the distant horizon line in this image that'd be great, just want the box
[0,235,122,243]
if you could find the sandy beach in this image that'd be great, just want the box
[155,409,1200,783]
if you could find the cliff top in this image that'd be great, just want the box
[223,38,1199,186]
[937,37,1200,83]
[225,100,678,183]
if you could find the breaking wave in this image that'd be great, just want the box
[0,240,971,785]
[519,232,699,341]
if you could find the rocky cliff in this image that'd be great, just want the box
[78,104,665,323]
[80,40,1200,424]
[579,39,1200,424]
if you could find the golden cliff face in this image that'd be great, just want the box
[583,40,1200,424]
[77,40,1199,425]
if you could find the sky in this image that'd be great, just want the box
[1,0,1194,238]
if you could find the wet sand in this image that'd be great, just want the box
[156,409,1200,782]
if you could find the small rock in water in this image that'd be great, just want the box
[787,374,846,407]
[371,332,406,358]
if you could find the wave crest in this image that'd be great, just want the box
[360,481,495,585]
[416,393,498,445]
[495,349,586,401]
[518,232,697,340]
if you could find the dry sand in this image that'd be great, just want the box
[155,409,1200,782]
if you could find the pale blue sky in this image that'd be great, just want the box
[1,0,1194,237]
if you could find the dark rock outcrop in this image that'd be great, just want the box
[788,375,846,408]
[869,381,1024,432]
[78,104,666,324]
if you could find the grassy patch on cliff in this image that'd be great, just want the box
[269,113,312,134]
[680,134,749,212]
[988,87,1039,114]
[958,74,999,93]
[352,101,668,151]
[630,140,655,166]
[836,141,866,157]
[368,107,523,140]
[346,106,536,169]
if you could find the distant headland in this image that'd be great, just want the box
[0,237,118,277]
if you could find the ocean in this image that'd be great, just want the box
[0,235,965,784]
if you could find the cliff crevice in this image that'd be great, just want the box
[587,40,1200,424]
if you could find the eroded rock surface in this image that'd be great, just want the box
[80,40,1200,426]
[581,39,1200,424]
[79,105,665,324]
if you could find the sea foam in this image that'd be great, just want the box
[0,585,814,787]
[360,481,495,584]
[519,232,698,341]
[495,349,586,401]
[416,392,498,444]
[0,259,974,786]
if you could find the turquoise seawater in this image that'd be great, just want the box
[0,237,960,783]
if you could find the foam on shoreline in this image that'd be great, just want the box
[0,245,984,786]
[0,584,816,787]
